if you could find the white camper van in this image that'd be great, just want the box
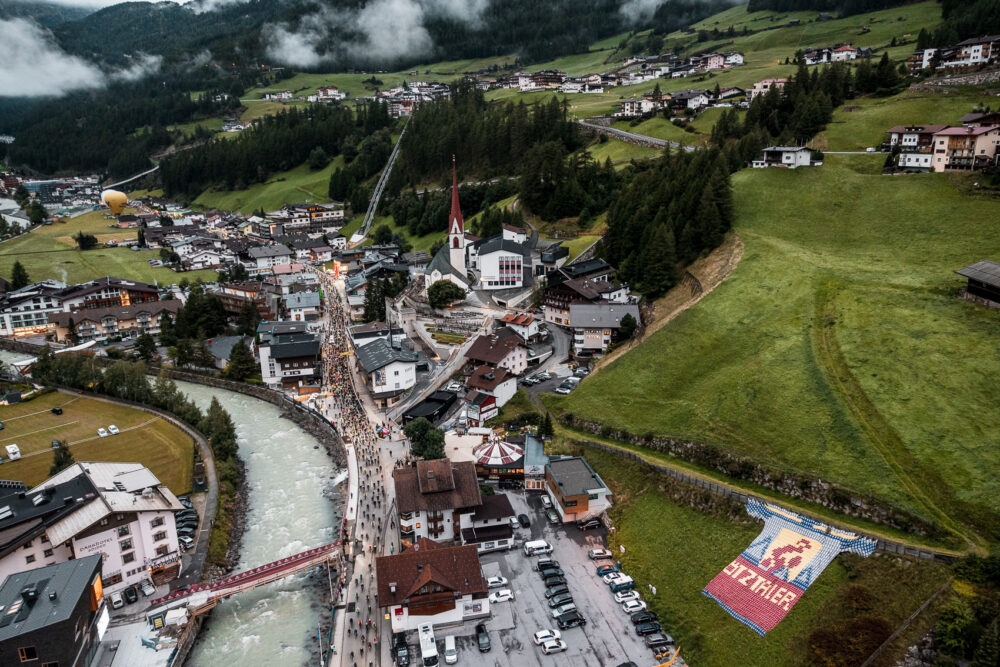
[5,444,21,461]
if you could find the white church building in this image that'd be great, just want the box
[424,161,472,292]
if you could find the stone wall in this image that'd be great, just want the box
[575,439,956,563]
[145,367,348,468]
[561,414,945,541]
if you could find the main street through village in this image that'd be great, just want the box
[313,267,408,667]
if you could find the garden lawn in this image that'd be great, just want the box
[555,154,1000,536]
[584,447,950,667]
[192,156,344,213]
[0,392,194,494]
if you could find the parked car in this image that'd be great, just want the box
[596,564,619,576]
[645,632,674,647]
[550,603,576,617]
[476,623,491,652]
[630,610,658,625]
[545,508,560,524]
[622,600,647,614]
[446,381,464,392]
[110,592,124,609]
[602,572,626,585]
[178,535,194,550]
[177,526,196,538]
[177,510,197,519]
[614,590,640,604]
[541,639,568,655]
[487,576,508,589]
[50,407,63,415]
[635,622,662,636]
[556,611,586,629]
[178,495,193,508]
[539,568,564,579]
[554,386,572,395]
[509,515,520,529]
[536,560,560,571]
[393,633,411,666]
[518,514,531,528]
[489,589,515,603]
[97,428,109,438]
[543,575,567,588]
[588,548,613,560]
[547,593,573,608]
[544,585,569,599]
[577,518,601,530]
[141,582,155,597]
[540,495,553,510]
[123,586,138,604]
[108,424,120,435]
[533,629,561,645]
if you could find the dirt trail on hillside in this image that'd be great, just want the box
[593,232,744,374]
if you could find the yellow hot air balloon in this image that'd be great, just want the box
[101,190,128,216]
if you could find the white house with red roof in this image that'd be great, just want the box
[499,312,540,341]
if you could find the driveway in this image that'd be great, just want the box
[424,491,653,666]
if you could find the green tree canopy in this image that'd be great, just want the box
[428,280,466,309]
[10,261,29,289]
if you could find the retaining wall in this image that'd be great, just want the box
[576,439,957,563]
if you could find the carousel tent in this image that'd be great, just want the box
[474,440,523,467]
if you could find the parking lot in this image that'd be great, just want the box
[428,491,654,666]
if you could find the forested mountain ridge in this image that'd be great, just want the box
[0,0,94,27]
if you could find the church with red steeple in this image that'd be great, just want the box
[424,157,472,293]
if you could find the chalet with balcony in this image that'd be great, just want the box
[465,328,528,376]
[375,537,488,633]
[393,460,482,548]
[931,125,1000,171]
[49,300,181,344]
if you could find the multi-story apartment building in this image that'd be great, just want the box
[0,462,184,595]
[931,125,1000,172]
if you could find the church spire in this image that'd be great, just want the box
[449,155,463,235]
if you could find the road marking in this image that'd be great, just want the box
[4,421,79,440]
[13,417,160,460]
[1,397,79,422]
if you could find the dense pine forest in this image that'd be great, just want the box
[161,102,392,199]
[745,0,911,15]
[601,148,733,299]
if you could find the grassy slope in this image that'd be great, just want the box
[0,210,217,285]
[0,392,193,494]
[192,155,345,213]
[583,446,949,667]
[556,155,1000,525]
[815,88,1000,151]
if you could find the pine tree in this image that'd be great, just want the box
[972,618,1000,667]
[49,441,75,476]
[10,261,29,289]
[640,216,678,299]
[135,333,157,361]
[223,340,257,381]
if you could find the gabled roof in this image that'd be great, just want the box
[375,538,485,607]
[268,332,320,359]
[885,124,949,135]
[500,313,535,327]
[426,245,469,284]
[283,291,321,309]
[393,460,481,513]
[476,237,529,257]
[465,328,526,365]
[355,338,417,372]
[568,301,640,329]
[249,245,294,258]
[468,365,513,392]
[934,125,1000,136]
[48,299,181,328]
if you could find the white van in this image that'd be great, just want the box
[419,623,439,666]
[5,444,21,461]
[523,539,553,556]
[443,635,457,664]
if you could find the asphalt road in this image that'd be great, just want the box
[418,490,654,666]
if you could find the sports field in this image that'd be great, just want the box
[0,391,194,493]
[555,155,1000,546]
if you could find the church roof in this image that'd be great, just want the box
[427,245,469,286]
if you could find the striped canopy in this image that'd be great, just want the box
[474,440,523,467]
